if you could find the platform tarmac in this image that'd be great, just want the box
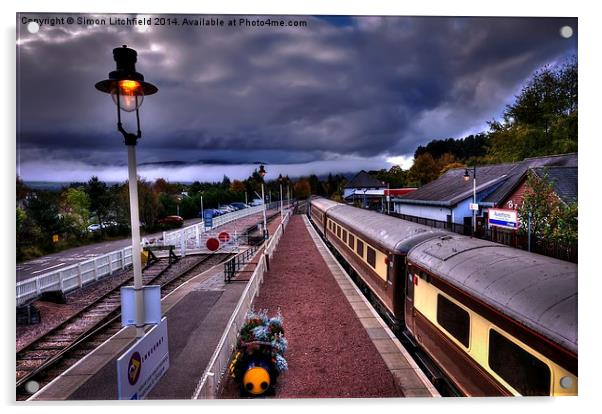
[219,214,438,398]
[29,212,284,401]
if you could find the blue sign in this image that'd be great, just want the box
[203,210,213,229]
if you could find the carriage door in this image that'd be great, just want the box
[404,261,415,332]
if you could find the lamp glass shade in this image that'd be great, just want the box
[110,80,144,112]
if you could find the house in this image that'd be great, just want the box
[343,170,387,209]
[393,153,577,230]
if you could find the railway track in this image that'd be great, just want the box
[16,252,231,399]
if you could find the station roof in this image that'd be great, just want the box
[396,153,577,208]
[482,153,577,206]
[344,170,386,189]
[408,234,577,354]
[531,166,578,205]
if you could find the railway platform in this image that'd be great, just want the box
[26,211,285,401]
[218,214,438,398]
[25,208,437,400]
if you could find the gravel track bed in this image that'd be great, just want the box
[16,256,201,353]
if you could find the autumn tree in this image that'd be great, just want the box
[294,179,311,199]
[230,179,246,193]
[407,153,440,186]
[518,170,577,244]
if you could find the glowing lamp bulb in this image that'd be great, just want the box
[111,80,144,112]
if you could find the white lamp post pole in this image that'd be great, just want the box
[472,166,477,236]
[126,145,145,338]
[261,183,268,239]
[200,194,204,230]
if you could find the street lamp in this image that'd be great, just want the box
[464,166,477,236]
[278,174,284,219]
[258,165,268,239]
[95,45,158,338]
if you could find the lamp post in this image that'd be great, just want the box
[278,174,284,219]
[200,194,204,230]
[95,45,158,338]
[463,165,477,236]
[258,165,268,239]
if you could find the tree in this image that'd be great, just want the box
[61,187,91,235]
[518,170,577,244]
[27,191,63,249]
[407,153,440,186]
[294,179,311,199]
[16,176,29,204]
[230,179,246,193]
[488,57,577,162]
[86,177,110,227]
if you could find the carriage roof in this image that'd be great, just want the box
[407,235,577,354]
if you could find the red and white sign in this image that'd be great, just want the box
[218,231,230,243]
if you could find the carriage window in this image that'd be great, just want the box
[366,246,376,268]
[488,329,551,396]
[348,234,355,249]
[356,239,364,257]
[342,229,347,243]
[337,225,341,238]
[437,294,470,348]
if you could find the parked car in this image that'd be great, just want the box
[87,223,102,232]
[250,198,264,206]
[219,205,235,213]
[157,215,184,229]
[230,202,249,210]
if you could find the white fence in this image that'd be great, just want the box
[192,210,291,399]
[162,202,280,255]
[16,203,284,306]
[16,247,133,306]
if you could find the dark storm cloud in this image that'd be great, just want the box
[17,13,576,177]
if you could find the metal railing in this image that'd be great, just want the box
[16,247,133,306]
[162,202,280,254]
[192,210,291,399]
[223,245,261,283]
[16,202,285,306]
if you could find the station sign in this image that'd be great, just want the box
[120,285,162,326]
[117,317,169,400]
[488,208,519,230]
[469,203,479,211]
[203,210,213,229]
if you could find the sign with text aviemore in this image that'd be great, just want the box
[488,208,519,230]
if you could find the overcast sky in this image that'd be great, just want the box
[16,14,577,183]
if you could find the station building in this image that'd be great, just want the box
[392,153,577,232]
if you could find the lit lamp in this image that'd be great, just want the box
[258,165,268,239]
[95,45,158,338]
[463,166,477,236]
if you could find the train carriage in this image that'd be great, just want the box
[309,197,340,236]
[314,200,446,325]
[308,197,577,397]
[406,234,577,396]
